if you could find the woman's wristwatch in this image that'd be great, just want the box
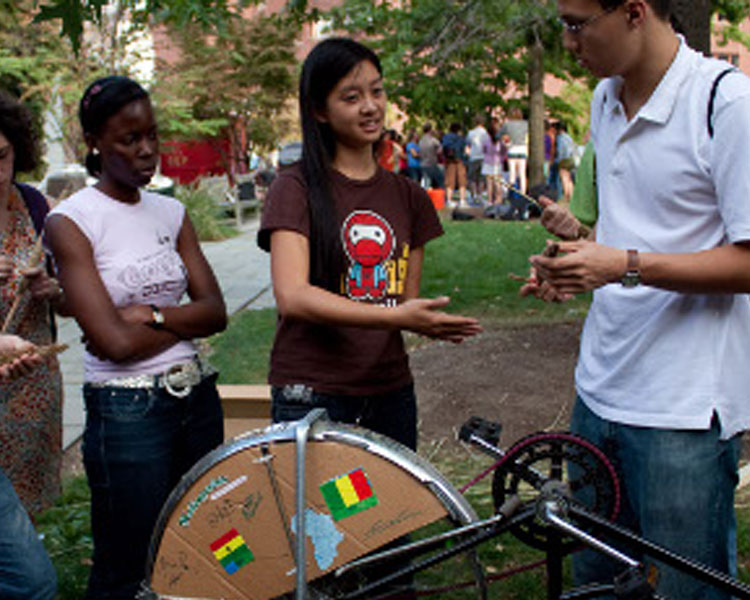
[149,304,165,329]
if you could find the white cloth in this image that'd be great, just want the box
[49,186,197,382]
[577,37,750,440]
[467,126,489,161]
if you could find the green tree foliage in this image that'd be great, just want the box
[0,1,105,168]
[33,0,255,54]
[153,12,299,169]
[325,0,586,186]
[326,0,566,124]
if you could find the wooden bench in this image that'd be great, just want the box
[218,384,272,440]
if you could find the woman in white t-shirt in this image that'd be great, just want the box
[45,76,227,600]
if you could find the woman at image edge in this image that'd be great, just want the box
[45,76,226,599]
[258,37,481,451]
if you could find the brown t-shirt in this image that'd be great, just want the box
[258,164,443,396]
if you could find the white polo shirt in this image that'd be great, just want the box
[577,37,750,439]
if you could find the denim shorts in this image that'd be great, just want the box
[271,383,417,451]
[82,373,223,600]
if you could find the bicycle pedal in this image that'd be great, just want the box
[458,416,502,446]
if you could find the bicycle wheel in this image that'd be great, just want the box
[142,419,486,599]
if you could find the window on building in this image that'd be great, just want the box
[714,52,740,67]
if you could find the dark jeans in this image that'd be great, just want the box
[570,397,740,600]
[271,383,417,450]
[82,374,224,600]
[404,166,422,183]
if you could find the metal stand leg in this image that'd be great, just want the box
[295,408,327,600]
[546,532,564,600]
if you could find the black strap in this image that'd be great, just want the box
[15,182,49,235]
[14,182,57,341]
[708,67,737,138]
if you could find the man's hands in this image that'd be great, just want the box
[526,241,628,298]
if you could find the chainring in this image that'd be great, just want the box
[491,432,621,552]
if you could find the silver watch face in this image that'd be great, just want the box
[153,308,165,325]
[621,272,641,288]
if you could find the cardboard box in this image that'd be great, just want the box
[149,430,450,599]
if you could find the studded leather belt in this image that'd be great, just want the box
[86,355,215,398]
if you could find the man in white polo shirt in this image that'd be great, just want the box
[529,1,750,598]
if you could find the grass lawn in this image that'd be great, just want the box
[40,217,750,598]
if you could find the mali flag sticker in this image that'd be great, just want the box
[210,528,254,575]
[320,467,379,521]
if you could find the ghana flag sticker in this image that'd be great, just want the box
[320,467,379,521]
[210,528,254,575]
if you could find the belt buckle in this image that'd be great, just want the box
[163,363,193,398]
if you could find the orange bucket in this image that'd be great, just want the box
[427,188,445,210]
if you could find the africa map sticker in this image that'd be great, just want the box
[210,528,254,575]
[320,468,378,521]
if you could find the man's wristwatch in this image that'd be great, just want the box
[149,304,165,329]
[621,249,641,288]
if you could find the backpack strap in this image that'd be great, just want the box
[15,182,49,235]
[708,67,737,138]
[13,182,57,341]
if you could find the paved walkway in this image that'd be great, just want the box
[60,217,274,448]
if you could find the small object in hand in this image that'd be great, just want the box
[542,242,560,258]
[0,343,69,366]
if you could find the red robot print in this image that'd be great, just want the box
[341,210,396,300]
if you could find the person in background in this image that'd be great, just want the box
[544,119,556,180]
[525,1,750,597]
[0,334,56,600]
[0,90,64,518]
[466,115,489,202]
[404,128,421,183]
[376,128,397,172]
[553,121,576,202]
[45,75,227,600]
[418,122,444,190]
[500,106,529,194]
[481,119,507,206]
[395,132,408,174]
[441,122,468,208]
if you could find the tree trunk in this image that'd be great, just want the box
[671,0,711,54]
[527,30,545,189]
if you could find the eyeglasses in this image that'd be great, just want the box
[558,6,618,35]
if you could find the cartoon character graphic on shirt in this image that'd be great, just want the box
[342,210,396,301]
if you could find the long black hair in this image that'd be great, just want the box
[299,37,382,291]
[79,75,149,177]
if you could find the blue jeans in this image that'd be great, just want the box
[0,467,56,600]
[82,374,224,600]
[271,383,417,450]
[570,397,740,600]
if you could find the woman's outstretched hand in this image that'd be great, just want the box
[395,296,482,343]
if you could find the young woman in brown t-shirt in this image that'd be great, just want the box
[259,38,481,451]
